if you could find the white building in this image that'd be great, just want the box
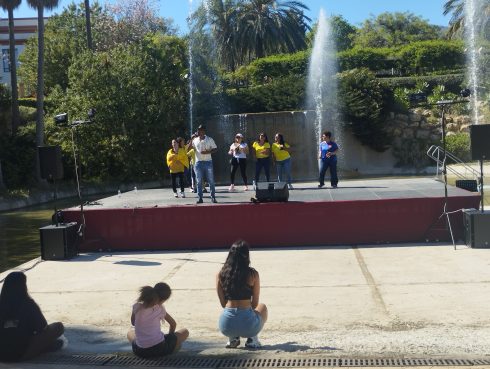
[0,17,47,90]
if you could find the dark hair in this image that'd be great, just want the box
[258,133,269,143]
[137,282,171,308]
[219,240,255,297]
[0,272,30,321]
[276,133,285,145]
[176,137,185,148]
[323,131,331,139]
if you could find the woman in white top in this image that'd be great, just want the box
[228,133,249,191]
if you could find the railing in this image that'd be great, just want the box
[426,145,480,182]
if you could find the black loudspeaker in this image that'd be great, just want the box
[40,222,79,260]
[38,146,63,180]
[455,179,478,192]
[463,209,490,248]
[470,124,490,160]
[255,182,289,202]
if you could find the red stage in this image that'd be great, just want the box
[62,178,480,251]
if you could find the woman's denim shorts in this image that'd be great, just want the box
[218,307,264,338]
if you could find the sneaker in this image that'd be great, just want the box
[288,184,294,190]
[188,188,194,193]
[226,337,240,349]
[180,191,185,198]
[203,188,208,193]
[193,188,197,193]
[245,336,262,349]
[318,184,324,188]
[229,184,235,192]
[243,186,248,191]
[211,197,218,203]
[173,192,178,198]
[196,198,203,204]
[332,185,338,189]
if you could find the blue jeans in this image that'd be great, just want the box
[219,307,264,339]
[195,160,216,198]
[319,158,338,187]
[275,158,292,184]
[255,157,270,183]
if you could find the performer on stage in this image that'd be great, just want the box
[176,137,191,192]
[228,133,249,191]
[272,133,293,189]
[318,131,339,188]
[192,125,218,204]
[252,133,271,184]
[166,139,186,198]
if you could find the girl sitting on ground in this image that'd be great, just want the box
[216,240,268,349]
[0,271,64,362]
[127,282,189,358]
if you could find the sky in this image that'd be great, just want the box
[2,0,452,33]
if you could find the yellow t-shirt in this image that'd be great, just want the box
[178,148,189,168]
[272,142,291,161]
[252,142,271,159]
[166,148,185,173]
[187,149,196,165]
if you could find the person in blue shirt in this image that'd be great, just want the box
[318,131,339,188]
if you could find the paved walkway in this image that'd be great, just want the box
[1,243,490,368]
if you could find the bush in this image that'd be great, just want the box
[445,132,470,162]
[338,47,394,71]
[396,40,465,74]
[378,74,465,93]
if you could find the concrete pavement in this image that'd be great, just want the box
[1,243,490,368]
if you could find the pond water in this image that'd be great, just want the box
[0,196,100,273]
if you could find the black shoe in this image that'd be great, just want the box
[211,197,218,203]
[332,185,338,189]
[196,198,203,204]
[203,188,208,193]
[318,184,324,188]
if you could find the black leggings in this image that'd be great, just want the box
[230,157,247,185]
[171,172,184,193]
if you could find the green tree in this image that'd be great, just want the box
[50,35,188,180]
[0,0,21,134]
[353,12,441,48]
[444,0,490,38]
[27,0,60,181]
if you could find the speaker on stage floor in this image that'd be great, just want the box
[40,222,79,260]
[455,179,478,192]
[255,182,289,202]
[470,124,490,160]
[463,209,490,248]
[38,145,63,180]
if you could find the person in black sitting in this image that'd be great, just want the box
[0,271,64,362]
[216,240,268,349]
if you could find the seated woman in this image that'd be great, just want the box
[216,240,268,349]
[0,271,64,362]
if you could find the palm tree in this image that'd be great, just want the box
[235,0,311,61]
[0,0,21,134]
[27,0,59,181]
[444,0,490,38]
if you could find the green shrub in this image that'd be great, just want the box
[378,74,464,93]
[445,132,470,162]
[396,40,465,74]
[338,47,394,71]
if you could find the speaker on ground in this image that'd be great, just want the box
[255,182,289,202]
[40,222,79,260]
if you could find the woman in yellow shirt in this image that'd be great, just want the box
[271,133,293,190]
[252,133,271,184]
[166,139,186,198]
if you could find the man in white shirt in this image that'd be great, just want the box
[192,125,218,204]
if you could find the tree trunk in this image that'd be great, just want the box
[8,8,20,135]
[35,6,45,182]
[84,0,93,50]
[0,160,6,191]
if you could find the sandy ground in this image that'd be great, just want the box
[1,243,490,363]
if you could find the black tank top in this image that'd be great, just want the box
[223,269,255,300]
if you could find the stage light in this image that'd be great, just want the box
[54,113,68,125]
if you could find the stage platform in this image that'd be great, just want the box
[62,178,480,251]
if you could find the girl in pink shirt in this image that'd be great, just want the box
[127,283,189,358]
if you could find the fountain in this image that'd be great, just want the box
[465,0,482,125]
[306,8,341,161]
[188,0,195,135]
